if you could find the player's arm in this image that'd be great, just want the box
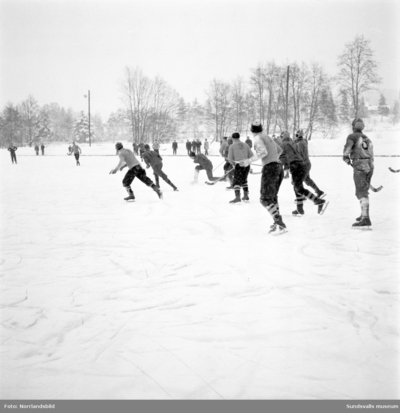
[110,154,126,174]
[239,137,267,166]
[343,136,354,165]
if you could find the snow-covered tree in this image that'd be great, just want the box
[378,93,390,120]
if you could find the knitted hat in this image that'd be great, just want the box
[189,151,196,157]
[352,118,365,131]
[115,142,123,150]
[144,144,150,150]
[232,132,240,139]
[250,121,263,133]
[282,131,291,139]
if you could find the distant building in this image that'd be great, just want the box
[366,103,390,115]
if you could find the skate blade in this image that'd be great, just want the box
[269,228,288,235]
[320,193,327,199]
[352,226,372,230]
[125,199,135,202]
[318,201,329,215]
[292,214,304,217]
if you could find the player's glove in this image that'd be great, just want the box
[239,159,251,167]
[343,156,351,166]
[109,169,116,174]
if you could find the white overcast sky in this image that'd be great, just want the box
[0,0,399,119]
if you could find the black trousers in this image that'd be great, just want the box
[123,165,154,188]
[260,162,284,206]
[232,164,250,189]
[290,161,315,200]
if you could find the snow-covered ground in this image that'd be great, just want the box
[1,132,399,400]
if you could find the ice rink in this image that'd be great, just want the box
[1,136,399,399]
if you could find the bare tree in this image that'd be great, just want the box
[231,76,247,134]
[205,78,233,141]
[290,62,309,134]
[120,66,153,143]
[337,35,381,118]
[304,62,329,139]
[20,95,40,145]
[249,63,267,126]
[150,77,180,142]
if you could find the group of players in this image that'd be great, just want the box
[110,118,375,233]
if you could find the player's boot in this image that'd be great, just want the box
[292,204,304,216]
[229,190,241,204]
[352,217,372,228]
[242,191,249,202]
[316,189,325,198]
[152,185,163,199]
[275,215,287,231]
[315,198,328,215]
[124,194,135,201]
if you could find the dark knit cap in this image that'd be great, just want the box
[251,121,263,133]
[115,142,123,150]
[232,132,240,139]
[189,151,196,157]
[352,118,365,131]
[144,144,150,150]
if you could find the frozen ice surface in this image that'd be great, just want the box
[0,136,399,399]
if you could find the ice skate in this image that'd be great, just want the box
[269,215,287,235]
[229,197,241,204]
[124,194,135,202]
[292,204,304,217]
[153,185,163,199]
[316,190,326,199]
[315,198,329,215]
[242,192,249,202]
[352,217,372,230]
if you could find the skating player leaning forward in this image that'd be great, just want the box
[109,142,163,201]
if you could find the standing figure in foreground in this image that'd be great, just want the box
[227,133,253,204]
[280,131,328,215]
[142,144,178,191]
[189,151,220,184]
[8,143,18,164]
[343,118,374,228]
[293,129,325,216]
[240,122,286,232]
[109,142,163,201]
[69,142,82,166]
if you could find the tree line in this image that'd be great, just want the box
[1,35,399,148]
